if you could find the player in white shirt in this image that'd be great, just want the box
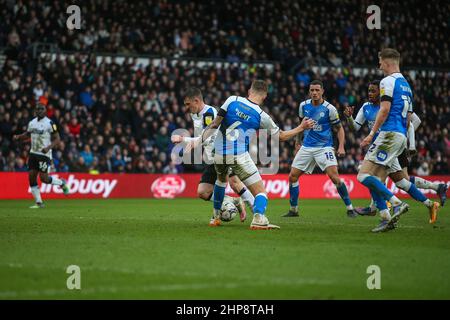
[13,103,69,208]
[171,87,255,222]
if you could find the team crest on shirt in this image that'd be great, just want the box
[320,112,325,118]
[204,115,213,126]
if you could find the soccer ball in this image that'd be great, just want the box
[219,200,238,222]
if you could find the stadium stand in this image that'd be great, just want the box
[0,0,449,175]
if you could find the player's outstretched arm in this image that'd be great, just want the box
[344,106,360,131]
[279,118,314,142]
[12,132,30,141]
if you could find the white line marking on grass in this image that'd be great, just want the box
[0,277,333,298]
[0,262,333,298]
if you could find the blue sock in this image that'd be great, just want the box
[370,189,387,210]
[409,176,416,184]
[361,176,394,201]
[254,193,268,215]
[289,182,299,207]
[407,183,428,202]
[336,182,352,206]
[213,182,226,210]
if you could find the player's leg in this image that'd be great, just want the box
[356,170,388,216]
[28,169,43,208]
[231,152,278,229]
[197,183,214,201]
[245,180,276,229]
[405,157,448,207]
[228,174,254,222]
[324,165,357,218]
[389,168,440,224]
[284,146,314,217]
[27,154,44,208]
[39,172,69,195]
[283,167,303,217]
[315,147,356,217]
[198,164,216,201]
[229,174,254,208]
[357,160,407,232]
[358,132,409,218]
[209,167,228,227]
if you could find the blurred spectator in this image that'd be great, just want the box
[1,49,448,175]
[0,0,449,68]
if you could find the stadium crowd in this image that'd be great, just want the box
[0,53,449,175]
[0,0,449,175]
[0,0,449,69]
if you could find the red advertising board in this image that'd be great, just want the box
[1,172,448,200]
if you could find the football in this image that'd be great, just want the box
[219,201,238,222]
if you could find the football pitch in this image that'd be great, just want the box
[1,198,449,299]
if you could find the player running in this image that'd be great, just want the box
[12,103,69,208]
[171,87,254,222]
[358,48,440,232]
[345,81,448,216]
[283,80,357,218]
[197,80,314,229]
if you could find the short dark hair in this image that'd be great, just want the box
[370,80,380,87]
[250,80,268,93]
[184,87,203,100]
[378,48,400,62]
[310,80,324,88]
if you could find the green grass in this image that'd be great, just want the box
[0,198,449,299]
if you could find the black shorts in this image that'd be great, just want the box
[398,149,409,169]
[28,153,51,173]
[199,164,236,185]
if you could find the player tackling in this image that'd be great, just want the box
[13,103,69,208]
[171,87,255,221]
[197,80,314,229]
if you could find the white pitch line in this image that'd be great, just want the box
[0,278,333,298]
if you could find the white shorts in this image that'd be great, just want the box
[292,146,338,174]
[214,152,262,186]
[364,131,406,173]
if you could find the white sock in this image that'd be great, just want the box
[388,195,402,206]
[379,209,391,221]
[369,198,376,210]
[50,177,64,186]
[240,189,255,207]
[290,206,298,212]
[30,186,42,204]
[346,204,354,210]
[414,177,439,191]
[423,199,433,208]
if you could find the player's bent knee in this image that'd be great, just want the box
[197,191,212,201]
